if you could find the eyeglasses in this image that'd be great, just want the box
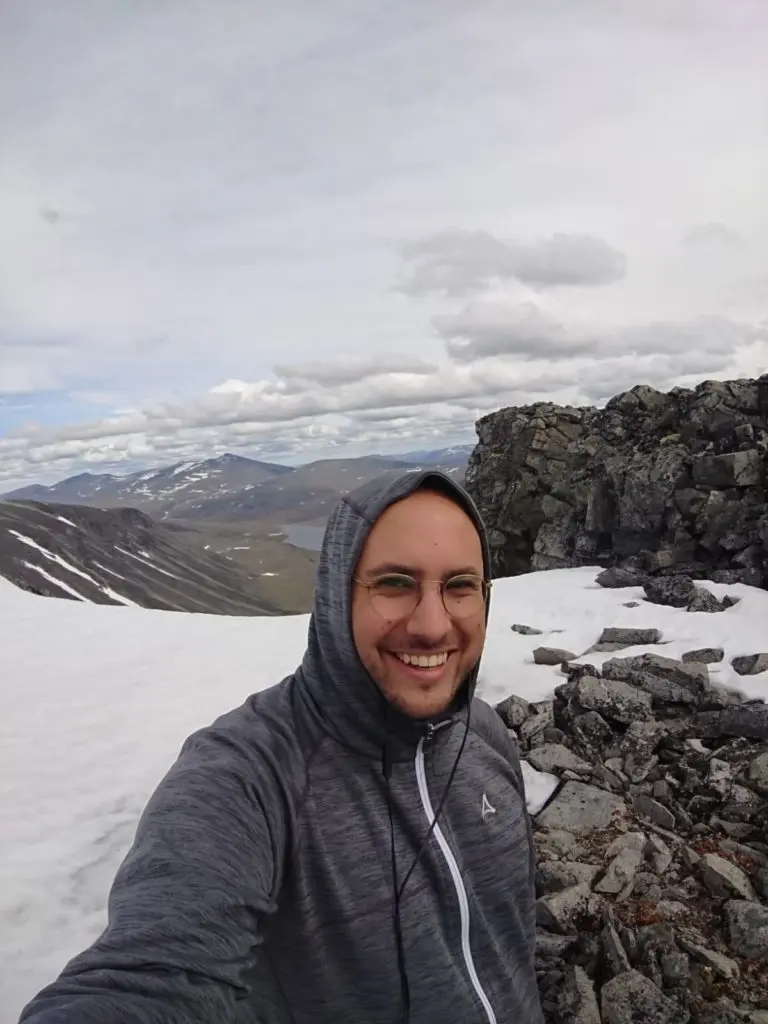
[354,573,491,622]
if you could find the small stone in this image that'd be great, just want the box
[633,794,676,830]
[688,588,729,613]
[602,920,632,975]
[600,969,688,1024]
[682,647,724,664]
[536,881,592,934]
[676,932,739,980]
[596,567,646,589]
[574,675,653,725]
[535,781,627,835]
[644,576,696,609]
[535,931,579,958]
[595,832,647,896]
[598,627,663,647]
[646,834,673,875]
[731,652,768,676]
[527,744,592,775]
[495,694,532,729]
[534,646,577,665]
[699,853,758,901]
[747,750,768,794]
[706,758,734,800]
[511,623,543,635]
[723,900,768,960]
[557,965,601,1024]
[535,829,582,860]
[537,860,602,894]
[519,702,555,748]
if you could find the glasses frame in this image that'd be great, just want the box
[354,572,492,621]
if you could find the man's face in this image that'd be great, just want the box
[351,489,487,719]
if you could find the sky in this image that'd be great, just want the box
[4,565,768,1018]
[1,0,768,489]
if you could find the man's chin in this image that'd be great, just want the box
[381,677,459,721]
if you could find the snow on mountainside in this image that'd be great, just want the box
[0,499,280,615]
[2,566,768,1021]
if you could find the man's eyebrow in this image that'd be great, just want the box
[362,562,484,579]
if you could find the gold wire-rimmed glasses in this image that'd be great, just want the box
[354,572,491,622]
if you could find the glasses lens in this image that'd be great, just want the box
[442,575,486,619]
[369,574,420,620]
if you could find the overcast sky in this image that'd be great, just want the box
[1,0,767,489]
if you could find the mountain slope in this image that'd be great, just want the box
[0,500,280,615]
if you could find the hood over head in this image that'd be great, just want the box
[294,469,491,760]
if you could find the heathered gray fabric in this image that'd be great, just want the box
[19,470,543,1024]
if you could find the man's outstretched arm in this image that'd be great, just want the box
[19,723,288,1024]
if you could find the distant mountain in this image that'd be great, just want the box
[0,499,280,615]
[3,454,292,518]
[392,444,475,466]
[2,448,473,525]
[178,455,418,522]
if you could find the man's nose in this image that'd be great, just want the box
[405,584,452,640]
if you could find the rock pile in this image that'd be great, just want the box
[496,639,768,1023]
[465,376,768,588]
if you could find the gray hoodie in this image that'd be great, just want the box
[19,470,542,1024]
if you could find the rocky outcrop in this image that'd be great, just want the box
[465,376,768,587]
[0,499,280,615]
[496,640,768,1023]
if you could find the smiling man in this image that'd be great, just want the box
[20,471,542,1024]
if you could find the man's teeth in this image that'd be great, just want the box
[395,652,449,668]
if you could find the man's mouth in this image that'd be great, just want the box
[393,651,449,668]
[383,650,454,683]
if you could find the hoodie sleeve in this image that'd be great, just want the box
[19,720,289,1024]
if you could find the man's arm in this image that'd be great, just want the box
[19,721,289,1023]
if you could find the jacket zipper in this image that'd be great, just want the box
[415,731,498,1024]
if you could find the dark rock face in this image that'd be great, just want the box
[496,649,768,1022]
[0,499,279,615]
[465,376,768,587]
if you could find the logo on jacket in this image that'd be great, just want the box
[481,792,496,820]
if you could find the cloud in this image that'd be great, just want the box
[435,301,767,364]
[399,230,627,296]
[683,223,745,251]
[3,315,766,490]
[272,353,437,387]
[435,302,583,361]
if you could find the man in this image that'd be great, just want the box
[20,470,542,1024]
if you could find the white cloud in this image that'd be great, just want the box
[435,301,768,364]
[1,0,768,488]
[683,223,745,251]
[399,230,626,296]
[273,353,437,388]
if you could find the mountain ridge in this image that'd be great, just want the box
[2,447,471,523]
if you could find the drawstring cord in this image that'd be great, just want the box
[382,703,472,1024]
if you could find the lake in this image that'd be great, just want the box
[281,523,326,551]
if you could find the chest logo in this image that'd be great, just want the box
[481,792,497,821]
